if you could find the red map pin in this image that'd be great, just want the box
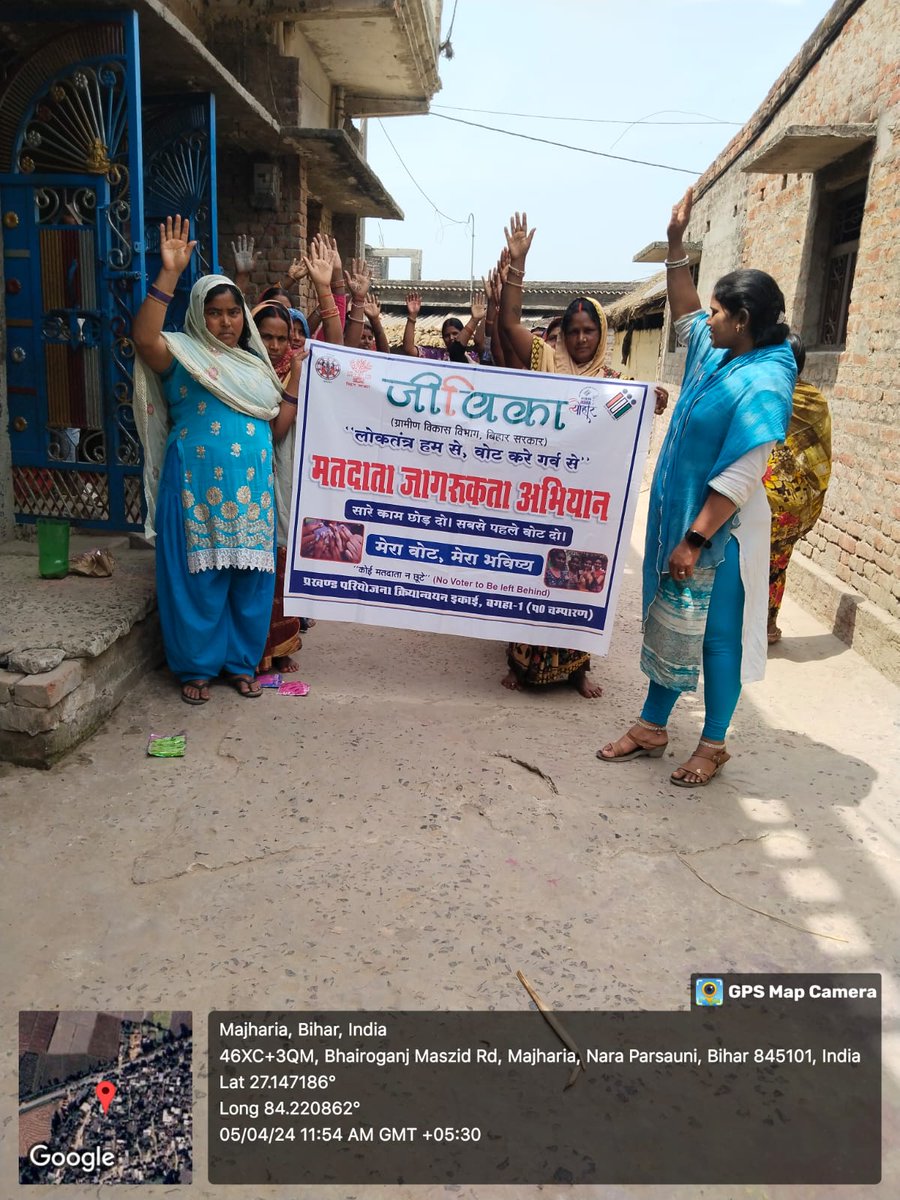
[95,1081,116,1114]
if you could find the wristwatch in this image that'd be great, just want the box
[685,529,712,549]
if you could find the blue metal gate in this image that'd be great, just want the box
[142,94,220,332]
[0,14,146,530]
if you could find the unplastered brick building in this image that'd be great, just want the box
[642,0,899,678]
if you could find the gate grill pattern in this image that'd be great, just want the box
[1,17,145,530]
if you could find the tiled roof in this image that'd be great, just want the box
[377,313,546,350]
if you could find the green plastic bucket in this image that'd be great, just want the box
[36,518,70,579]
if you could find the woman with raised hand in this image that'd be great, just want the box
[342,257,374,350]
[251,300,306,675]
[400,290,486,361]
[362,292,390,353]
[133,216,286,703]
[497,211,627,698]
[597,188,796,786]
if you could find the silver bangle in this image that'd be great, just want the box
[664,255,690,270]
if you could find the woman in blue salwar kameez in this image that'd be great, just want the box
[598,189,796,786]
[133,216,293,703]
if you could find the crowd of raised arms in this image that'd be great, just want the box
[132,189,830,791]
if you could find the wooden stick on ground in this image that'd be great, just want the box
[516,970,585,1089]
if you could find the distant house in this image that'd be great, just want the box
[369,277,633,349]
[605,271,667,383]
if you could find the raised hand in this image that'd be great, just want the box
[504,212,535,267]
[406,290,422,320]
[497,247,510,285]
[287,256,308,283]
[470,290,487,323]
[231,233,261,276]
[303,239,335,292]
[343,257,372,302]
[667,187,694,245]
[364,292,382,322]
[159,215,197,275]
[483,271,500,309]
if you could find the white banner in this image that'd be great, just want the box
[284,343,653,655]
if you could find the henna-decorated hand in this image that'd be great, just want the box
[343,257,372,302]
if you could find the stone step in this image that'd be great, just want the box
[0,536,163,768]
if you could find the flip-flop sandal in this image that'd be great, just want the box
[225,673,262,698]
[181,679,210,705]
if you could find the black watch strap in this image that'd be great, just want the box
[685,528,712,549]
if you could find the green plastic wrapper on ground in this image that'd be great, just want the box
[147,734,187,758]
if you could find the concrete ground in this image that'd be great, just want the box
[2,507,898,1200]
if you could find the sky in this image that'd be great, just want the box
[362,0,837,285]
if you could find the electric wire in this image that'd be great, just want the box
[376,118,471,226]
[431,103,741,127]
[429,113,702,175]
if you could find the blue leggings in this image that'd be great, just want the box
[641,537,744,742]
[155,446,275,682]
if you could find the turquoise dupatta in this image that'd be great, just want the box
[641,313,795,690]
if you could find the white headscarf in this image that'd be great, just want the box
[133,274,287,542]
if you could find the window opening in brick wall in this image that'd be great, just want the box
[819,182,865,346]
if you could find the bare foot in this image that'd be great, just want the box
[767,624,782,645]
[274,656,300,673]
[501,670,520,691]
[572,669,603,698]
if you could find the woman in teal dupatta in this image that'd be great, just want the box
[598,189,796,786]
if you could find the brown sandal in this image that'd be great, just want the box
[671,740,730,787]
[597,719,668,762]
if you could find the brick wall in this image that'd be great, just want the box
[216,150,312,307]
[661,0,900,621]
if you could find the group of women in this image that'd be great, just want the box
[133,189,830,787]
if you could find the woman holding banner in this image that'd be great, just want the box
[597,188,796,786]
[498,213,667,697]
[253,253,345,675]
